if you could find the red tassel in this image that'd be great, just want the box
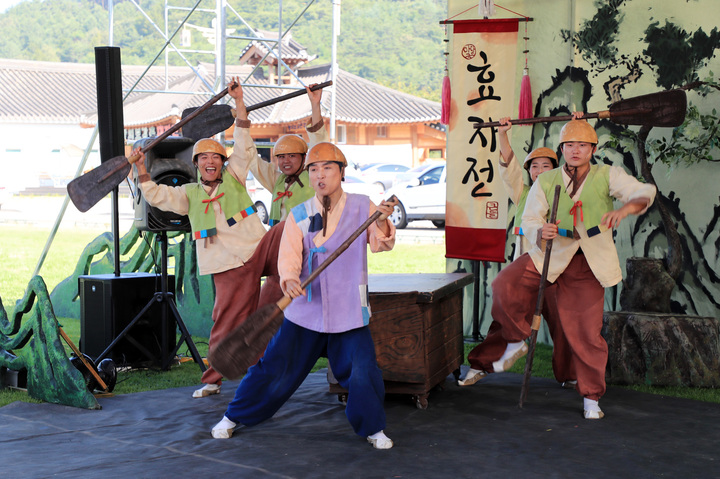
[518,68,533,119]
[441,75,451,125]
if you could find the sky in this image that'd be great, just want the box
[1,0,28,13]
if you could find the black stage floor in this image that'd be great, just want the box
[1,368,717,478]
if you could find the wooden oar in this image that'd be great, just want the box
[67,80,333,213]
[58,326,109,393]
[208,196,397,380]
[474,89,687,129]
[519,185,561,408]
[180,104,236,142]
[182,79,335,141]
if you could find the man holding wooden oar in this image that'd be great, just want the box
[231,81,328,302]
[211,142,399,449]
[133,79,285,399]
[245,83,328,227]
[460,116,656,420]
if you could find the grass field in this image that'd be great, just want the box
[1,225,718,408]
[0,226,107,307]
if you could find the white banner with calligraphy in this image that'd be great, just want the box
[445,19,519,262]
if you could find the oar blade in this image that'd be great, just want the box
[181,104,236,141]
[208,302,285,380]
[609,89,687,127]
[66,155,131,212]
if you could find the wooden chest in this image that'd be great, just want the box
[328,272,472,408]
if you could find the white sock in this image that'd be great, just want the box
[583,398,604,419]
[583,398,601,412]
[501,341,525,359]
[491,341,525,372]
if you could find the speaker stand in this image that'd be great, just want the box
[96,231,206,372]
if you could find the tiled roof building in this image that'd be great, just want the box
[1,47,445,166]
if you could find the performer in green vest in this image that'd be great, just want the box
[247,84,329,227]
[461,116,656,421]
[226,81,328,313]
[474,116,577,391]
[134,77,285,399]
[496,117,558,260]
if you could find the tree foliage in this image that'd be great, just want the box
[560,0,626,71]
[0,0,447,101]
[647,85,720,169]
[643,21,720,90]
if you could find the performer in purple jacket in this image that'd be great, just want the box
[211,142,399,450]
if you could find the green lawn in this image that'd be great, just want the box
[0,226,106,308]
[1,226,719,408]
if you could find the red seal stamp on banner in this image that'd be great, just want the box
[486,201,499,220]
[461,44,476,60]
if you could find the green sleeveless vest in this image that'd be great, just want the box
[268,170,314,226]
[538,164,613,238]
[512,185,530,236]
[185,169,256,240]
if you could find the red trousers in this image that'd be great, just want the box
[201,222,285,385]
[467,253,606,400]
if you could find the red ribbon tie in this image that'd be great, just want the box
[569,200,583,227]
[274,191,292,203]
[202,192,225,214]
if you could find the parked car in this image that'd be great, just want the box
[343,175,385,205]
[357,163,410,191]
[246,171,273,224]
[385,162,446,229]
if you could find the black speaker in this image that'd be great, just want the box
[79,273,177,367]
[95,46,125,163]
[132,136,197,232]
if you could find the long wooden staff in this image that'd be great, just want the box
[208,196,397,380]
[519,184,561,408]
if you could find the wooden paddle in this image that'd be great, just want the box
[58,326,109,393]
[67,80,333,213]
[182,78,335,140]
[208,196,397,380]
[180,104,236,142]
[519,184,561,408]
[473,89,687,129]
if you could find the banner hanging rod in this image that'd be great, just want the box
[440,18,533,25]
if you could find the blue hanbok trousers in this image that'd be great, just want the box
[223,318,387,437]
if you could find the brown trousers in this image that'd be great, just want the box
[201,222,286,385]
[467,253,606,400]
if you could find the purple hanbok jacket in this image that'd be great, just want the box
[284,194,371,333]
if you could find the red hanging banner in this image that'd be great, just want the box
[445,18,519,262]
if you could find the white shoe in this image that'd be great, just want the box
[458,368,487,387]
[211,416,237,439]
[367,430,393,449]
[192,383,220,398]
[492,342,528,372]
[583,398,604,419]
[562,380,578,390]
